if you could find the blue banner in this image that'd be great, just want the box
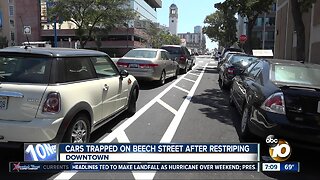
[24,144,57,161]
[59,143,259,153]
[0,10,3,28]
[280,162,299,172]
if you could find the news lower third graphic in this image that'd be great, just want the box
[9,141,300,173]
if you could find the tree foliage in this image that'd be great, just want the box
[47,0,135,48]
[203,9,237,48]
[215,0,275,53]
[145,23,181,48]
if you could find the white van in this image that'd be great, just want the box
[22,41,52,48]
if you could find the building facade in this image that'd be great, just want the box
[0,0,16,47]
[178,26,206,54]
[274,0,320,63]
[237,3,276,51]
[0,0,162,57]
[169,4,178,35]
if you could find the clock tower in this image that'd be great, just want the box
[169,4,178,35]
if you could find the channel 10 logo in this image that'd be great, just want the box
[24,144,57,161]
[266,135,291,162]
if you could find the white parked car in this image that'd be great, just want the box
[0,46,139,145]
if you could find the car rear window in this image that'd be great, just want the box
[229,55,258,66]
[0,56,51,84]
[271,64,320,86]
[124,50,157,58]
[161,47,182,54]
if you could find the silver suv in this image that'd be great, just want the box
[0,46,139,145]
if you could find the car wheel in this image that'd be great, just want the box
[240,105,252,139]
[126,87,137,116]
[229,88,235,107]
[159,70,166,85]
[174,67,179,79]
[63,113,90,143]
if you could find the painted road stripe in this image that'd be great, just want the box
[157,99,178,115]
[188,72,200,77]
[160,64,207,143]
[142,63,208,180]
[53,172,78,180]
[183,77,196,83]
[173,85,189,94]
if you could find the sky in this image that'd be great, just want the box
[156,0,224,50]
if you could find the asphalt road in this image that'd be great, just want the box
[1,56,320,180]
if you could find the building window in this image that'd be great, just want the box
[255,18,263,26]
[8,0,13,4]
[9,19,14,27]
[171,10,176,15]
[9,5,14,16]
[10,32,14,41]
[172,20,174,23]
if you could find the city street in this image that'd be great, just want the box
[1,56,319,180]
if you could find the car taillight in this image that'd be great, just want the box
[139,64,158,69]
[261,92,286,115]
[227,67,235,74]
[117,62,129,68]
[180,55,186,61]
[43,92,60,113]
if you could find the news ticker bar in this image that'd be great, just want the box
[24,143,260,162]
[262,162,300,172]
[9,162,259,173]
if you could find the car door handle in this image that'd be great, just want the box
[103,84,109,91]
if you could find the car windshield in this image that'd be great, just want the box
[272,64,320,86]
[229,55,258,67]
[0,56,51,84]
[124,50,157,58]
[161,47,181,54]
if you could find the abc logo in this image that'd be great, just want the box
[266,135,291,162]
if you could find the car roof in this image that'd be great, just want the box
[131,48,164,51]
[265,59,320,68]
[161,45,183,48]
[0,46,107,57]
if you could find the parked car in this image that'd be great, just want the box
[160,45,194,74]
[218,54,258,89]
[229,59,320,149]
[116,48,179,85]
[217,51,244,69]
[0,46,139,145]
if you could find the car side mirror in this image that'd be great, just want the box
[120,69,129,78]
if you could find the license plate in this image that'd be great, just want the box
[318,101,320,113]
[0,96,8,110]
[129,64,139,68]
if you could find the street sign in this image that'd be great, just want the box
[23,26,31,34]
[239,35,247,42]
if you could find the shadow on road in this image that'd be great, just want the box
[189,84,320,179]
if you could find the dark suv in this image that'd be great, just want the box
[160,45,194,74]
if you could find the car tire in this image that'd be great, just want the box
[240,105,252,140]
[126,87,137,116]
[174,67,179,79]
[63,113,91,143]
[159,70,166,85]
[229,90,235,107]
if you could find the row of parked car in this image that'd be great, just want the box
[218,50,320,149]
[116,45,195,85]
[0,44,195,147]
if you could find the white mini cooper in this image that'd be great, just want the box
[0,46,139,145]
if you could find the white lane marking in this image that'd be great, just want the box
[160,64,207,143]
[173,85,189,94]
[53,171,78,180]
[157,99,178,115]
[145,64,207,180]
[198,61,204,63]
[182,77,196,83]
[188,72,200,77]
[99,73,189,143]
[206,66,216,68]
[116,131,130,143]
